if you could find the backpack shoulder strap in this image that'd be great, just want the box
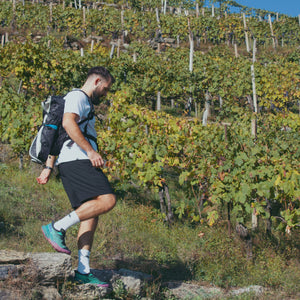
[64,89,98,149]
[70,89,95,125]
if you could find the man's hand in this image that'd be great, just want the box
[36,168,52,184]
[87,149,104,168]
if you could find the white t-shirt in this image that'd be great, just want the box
[56,90,97,165]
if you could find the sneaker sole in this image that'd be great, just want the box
[97,283,109,288]
[74,273,110,288]
[41,227,71,255]
[76,279,109,288]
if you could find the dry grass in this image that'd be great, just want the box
[0,159,299,299]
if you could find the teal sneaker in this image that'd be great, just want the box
[41,222,71,255]
[74,270,109,288]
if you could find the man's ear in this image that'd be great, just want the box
[95,77,103,86]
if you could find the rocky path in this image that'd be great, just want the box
[0,250,265,299]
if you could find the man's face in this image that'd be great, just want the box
[92,78,112,105]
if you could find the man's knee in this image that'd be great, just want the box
[98,194,116,213]
[107,194,116,211]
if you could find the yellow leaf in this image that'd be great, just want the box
[275,175,281,186]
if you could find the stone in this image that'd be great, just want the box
[164,38,176,44]
[66,284,112,299]
[28,253,73,285]
[82,36,92,43]
[229,285,264,296]
[40,286,62,300]
[0,289,19,300]
[0,250,29,264]
[165,281,223,299]
[0,265,19,280]
[117,268,153,295]
[123,43,130,49]
[91,268,152,296]
[90,35,103,42]
[0,250,267,299]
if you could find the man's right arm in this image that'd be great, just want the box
[36,155,56,184]
[62,112,104,168]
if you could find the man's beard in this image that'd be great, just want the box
[91,92,101,105]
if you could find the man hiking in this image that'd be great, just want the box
[37,66,116,287]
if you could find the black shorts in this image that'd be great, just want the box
[58,159,114,209]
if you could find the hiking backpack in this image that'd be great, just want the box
[29,90,96,165]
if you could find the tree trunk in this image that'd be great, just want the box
[164,184,174,223]
[265,198,272,234]
[159,184,173,224]
[159,187,167,217]
[236,223,253,260]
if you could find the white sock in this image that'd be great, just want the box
[77,249,90,274]
[53,211,80,232]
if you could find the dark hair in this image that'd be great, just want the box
[87,66,115,84]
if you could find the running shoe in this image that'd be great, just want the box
[74,270,109,288]
[41,222,71,255]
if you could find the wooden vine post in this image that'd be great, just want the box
[110,43,115,59]
[155,6,162,111]
[251,39,258,113]
[49,2,53,23]
[90,40,94,52]
[156,7,160,26]
[202,92,211,126]
[11,0,16,28]
[196,2,199,18]
[234,43,239,58]
[251,38,258,230]
[243,13,250,52]
[17,80,24,170]
[163,0,167,15]
[121,10,124,43]
[188,18,194,116]
[251,117,258,230]
[268,14,276,48]
[117,39,121,58]
[83,6,86,25]
[132,52,137,63]
[157,91,161,111]
[1,34,5,47]
[177,35,180,47]
[188,19,194,73]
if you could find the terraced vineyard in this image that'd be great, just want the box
[0,0,299,233]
